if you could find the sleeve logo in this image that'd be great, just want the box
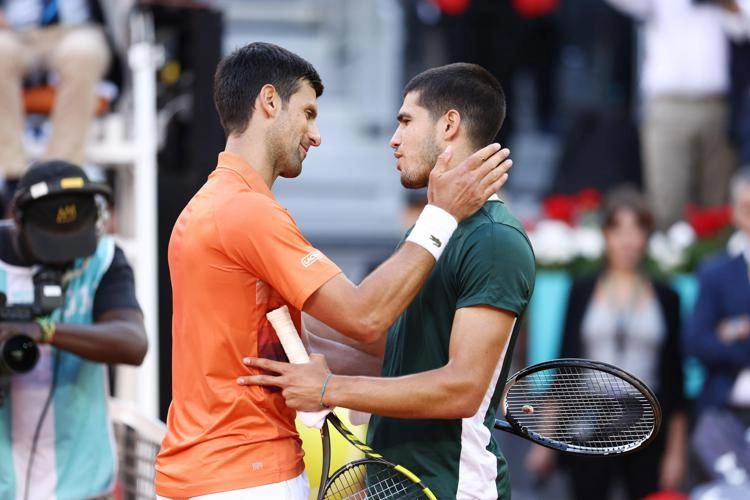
[301,250,322,268]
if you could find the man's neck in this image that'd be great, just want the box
[444,142,478,171]
[224,134,275,189]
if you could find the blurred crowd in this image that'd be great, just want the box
[3,0,750,499]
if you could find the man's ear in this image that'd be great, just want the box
[442,109,461,141]
[258,84,280,118]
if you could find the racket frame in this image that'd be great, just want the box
[495,358,662,456]
[316,412,436,500]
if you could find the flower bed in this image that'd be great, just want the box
[525,188,734,275]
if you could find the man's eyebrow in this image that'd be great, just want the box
[396,111,411,122]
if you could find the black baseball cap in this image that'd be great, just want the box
[13,161,111,265]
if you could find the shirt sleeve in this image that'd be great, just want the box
[455,224,536,315]
[92,245,142,320]
[217,196,342,310]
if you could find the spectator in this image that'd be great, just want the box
[0,0,112,195]
[685,167,750,489]
[526,186,688,499]
[604,0,750,228]
[687,167,750,415]
[0,160,147,499]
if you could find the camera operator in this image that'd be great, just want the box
[0,160,147,500]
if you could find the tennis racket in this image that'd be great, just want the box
[494,358,662,456]
[266,306,436,500]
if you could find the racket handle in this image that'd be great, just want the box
[266,306,330,429]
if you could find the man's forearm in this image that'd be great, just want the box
[51,310,147,365]
[324,367,479,419]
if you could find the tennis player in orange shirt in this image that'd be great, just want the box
[155,41,511,499]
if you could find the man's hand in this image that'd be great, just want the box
[238,353,332,412]
[0,321,42,344]
[0,10,7,29]
[427,143,512,222]
[717,315,750,343]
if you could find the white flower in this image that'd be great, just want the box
[529,220,577,265]
[648,231,686,272]
[573,226,604,260]
[667,221,696,253]
[727,230,750,257]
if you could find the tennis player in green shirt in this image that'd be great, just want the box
[241,62,536,499]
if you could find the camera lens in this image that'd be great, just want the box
[1,334,40,374]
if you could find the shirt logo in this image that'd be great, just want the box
[301,251,322,268]
[429,235,442,248]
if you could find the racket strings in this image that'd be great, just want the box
[323,461,428,500]
[505,366,655,452]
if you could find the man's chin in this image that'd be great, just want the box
[279,161,303,179]
[400,177,428,189]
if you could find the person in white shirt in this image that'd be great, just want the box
[605,0,750,227]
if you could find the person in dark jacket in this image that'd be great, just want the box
[526,185,688,499]
[686,167,750,418]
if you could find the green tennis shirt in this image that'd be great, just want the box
[367,198,535,499]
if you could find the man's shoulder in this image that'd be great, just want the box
[210,183,285,219]
[461,200,527,232]
[182,180,288,233]
[458,203,532,252]
[698,250,743,278]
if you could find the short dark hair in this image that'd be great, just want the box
[403,63,506,148]
[601,185,654,234]
[213,42,324,136]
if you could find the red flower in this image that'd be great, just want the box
[684,204,731,238]
[542,194,576,224]
[575,188,602,212]
[430,0,471,15]
[541,188,602,225]
[512,0,560,19]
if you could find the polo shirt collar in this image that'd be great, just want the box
[217,152,274,198]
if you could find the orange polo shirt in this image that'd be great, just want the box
[155,152,341,497]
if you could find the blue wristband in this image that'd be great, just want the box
[320,373,333,409]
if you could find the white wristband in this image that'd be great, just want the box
[406,204,458,261]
